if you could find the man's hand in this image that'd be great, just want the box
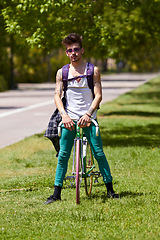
[62,112,75,131]
[78,113,91,128]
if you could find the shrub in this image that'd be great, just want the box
[0,75,8,92]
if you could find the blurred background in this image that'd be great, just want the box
[0,0,160,91]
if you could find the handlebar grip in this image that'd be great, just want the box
[58,121,63,137]
[91,119,99,136]
[96,127,99,136]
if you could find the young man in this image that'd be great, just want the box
[44,33,119,204]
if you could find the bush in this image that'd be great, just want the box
[0,75,8,92]
[50,53,69,82]
[14,47,69,83]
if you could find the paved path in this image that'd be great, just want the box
[0,73,158,148]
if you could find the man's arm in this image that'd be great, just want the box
[54,69,75,130]
[54,69,64,112]
[78,66,102,127]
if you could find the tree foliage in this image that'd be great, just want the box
[1,0,106,58]
[102,0,160,70]
[0,0,160,87]
[2,1,160,62]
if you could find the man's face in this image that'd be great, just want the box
[66,43,84,62]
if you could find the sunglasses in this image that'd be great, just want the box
[66,47,81,54]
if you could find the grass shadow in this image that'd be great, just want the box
[119,191,144,198]
[84,190,144,203]
[0,187,39,193]
[102,111,160,117]
[100,123,160,147]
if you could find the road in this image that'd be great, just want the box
[0,73,158,148]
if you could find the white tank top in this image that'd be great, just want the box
[65,65,97,120]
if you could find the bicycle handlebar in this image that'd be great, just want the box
[58,119,99,137]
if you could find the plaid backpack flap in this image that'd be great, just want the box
[44,108,61,156]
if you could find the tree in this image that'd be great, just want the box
[1,0,110,82]
[2,0,106,56]
[1,0,160,74]
[102,0,160,71]
[0,3,13,89]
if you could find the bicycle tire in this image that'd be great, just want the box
[84,143,93,196]
[76,139,81,204]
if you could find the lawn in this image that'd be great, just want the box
[0,75,160,239]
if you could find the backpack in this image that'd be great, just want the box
[44,62,94,156]
[62,62,95,99]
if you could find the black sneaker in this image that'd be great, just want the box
[43,195,61,204]
[107,190,119,199]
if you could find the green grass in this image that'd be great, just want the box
[1,75,160,239]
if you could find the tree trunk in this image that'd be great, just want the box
[10,34,15,89]
[47,53,52,82]
[102,59,108,72]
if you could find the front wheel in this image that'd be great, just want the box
[84,142,93,196]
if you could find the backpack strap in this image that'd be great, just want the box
[62,62,95,98]
[62,64,70,97]
[86,62,95,99]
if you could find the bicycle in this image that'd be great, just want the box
[58,119,101,204]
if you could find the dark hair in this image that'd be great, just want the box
[62,33,83,48]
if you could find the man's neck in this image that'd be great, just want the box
[70,58,85,70]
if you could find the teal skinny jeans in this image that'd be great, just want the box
[54,122,113,187]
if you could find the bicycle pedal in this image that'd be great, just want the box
[65,176,75,180]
